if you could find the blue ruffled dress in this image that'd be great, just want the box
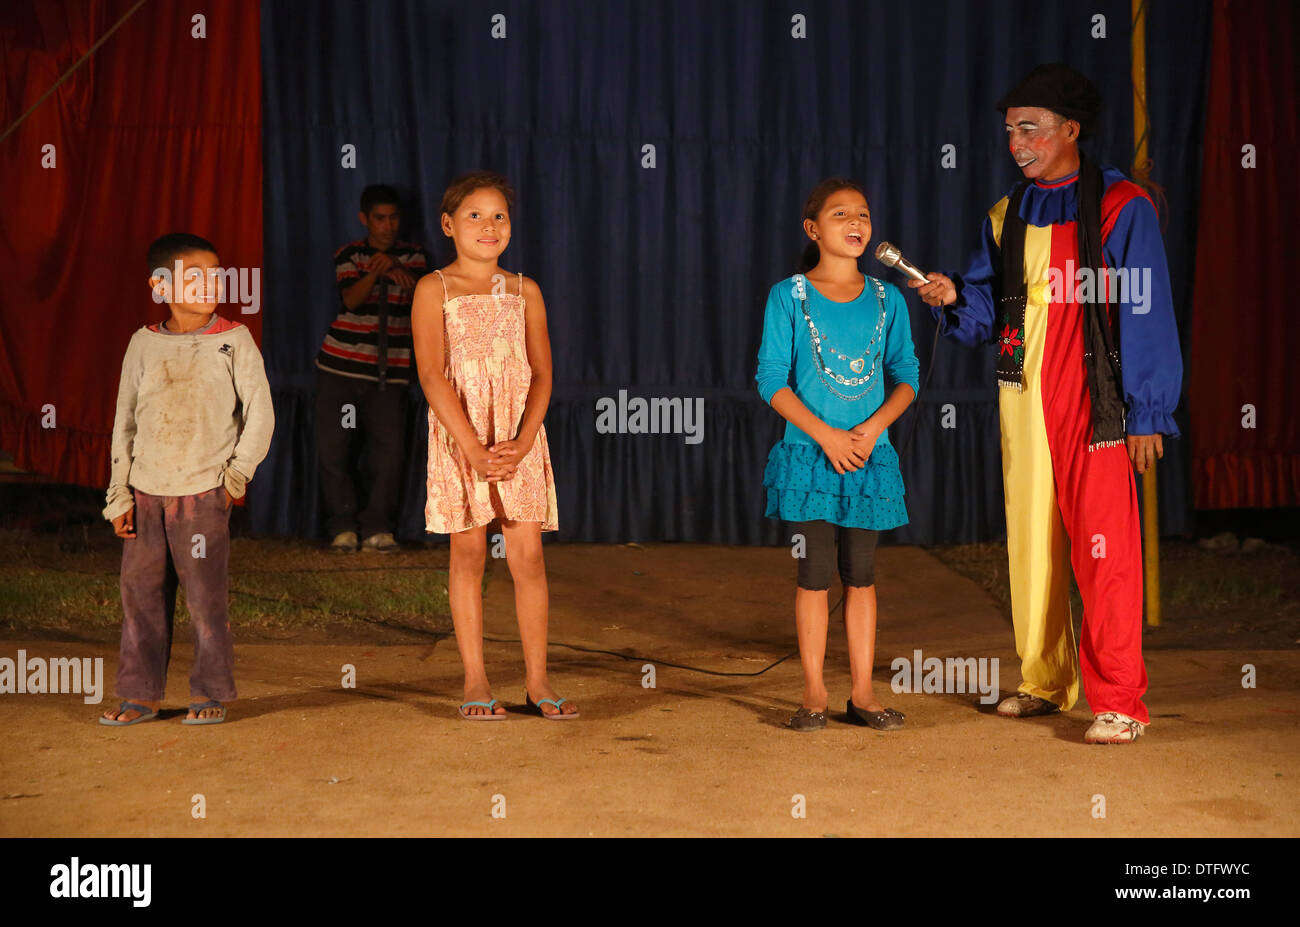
[755,273,920,530]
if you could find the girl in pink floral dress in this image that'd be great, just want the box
[410,171,574,721]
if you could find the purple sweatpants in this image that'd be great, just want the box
[116,487,236,703]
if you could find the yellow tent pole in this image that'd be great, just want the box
[1132,0,1161,626]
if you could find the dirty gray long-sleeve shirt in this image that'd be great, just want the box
[102,316,274,521]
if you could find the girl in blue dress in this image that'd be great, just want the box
[755,177,920,732]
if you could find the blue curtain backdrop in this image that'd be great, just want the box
[256,0,1209,545]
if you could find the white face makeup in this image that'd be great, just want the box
[1004,106,1078,181]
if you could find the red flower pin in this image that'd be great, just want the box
[999,324,1023,356]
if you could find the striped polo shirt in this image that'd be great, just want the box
[316,239,430,385]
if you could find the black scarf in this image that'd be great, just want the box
[996,152,1126,448]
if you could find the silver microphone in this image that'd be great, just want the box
[875,241,931,284]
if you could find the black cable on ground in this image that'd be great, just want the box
[15,558,832,677]
[224,584,843,679]
[479,592,845,677]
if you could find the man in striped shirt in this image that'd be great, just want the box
[315,184,430,552]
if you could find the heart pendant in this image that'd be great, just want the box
[850,357,865,374]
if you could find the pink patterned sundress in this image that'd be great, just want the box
[424,269,559,533]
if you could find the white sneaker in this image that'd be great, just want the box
[329,531,358,553]
[361,532,399,553]
[995,693,1060,718]
[1085,711,1147,744]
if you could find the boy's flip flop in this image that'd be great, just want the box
[98,700,158,726]
[182,699,227,725]
[525,694,579,720]
[459,699,507,721]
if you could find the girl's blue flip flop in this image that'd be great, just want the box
[525,694,580,720]
[459,699,506,721]
[98,700,158,726]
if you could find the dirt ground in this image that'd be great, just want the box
[2,543,1297,837]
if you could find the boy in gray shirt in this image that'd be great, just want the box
[99,233,274,726]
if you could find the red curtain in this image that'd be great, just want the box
[0,0,262,488]
[1189,0,1300,508]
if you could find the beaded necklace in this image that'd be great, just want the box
[793,273,887,401]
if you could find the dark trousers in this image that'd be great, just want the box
[117,488,235,702]
[314,369,407,538]
[795,520,880,590]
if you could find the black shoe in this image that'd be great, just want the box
[788,706,827,732]
[846,699,905,730]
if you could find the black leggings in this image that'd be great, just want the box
[795,520,880,590]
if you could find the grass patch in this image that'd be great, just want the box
[0,566,122,632]
[930,538,1299,627]
[225,567,453,631]
[0,529,455,637]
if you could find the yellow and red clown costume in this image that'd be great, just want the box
[935,165,1182,726]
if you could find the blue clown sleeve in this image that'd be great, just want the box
[1104,195,1183,436]
[933,214,999,347]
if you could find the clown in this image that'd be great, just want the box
[912,64,1182,744]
